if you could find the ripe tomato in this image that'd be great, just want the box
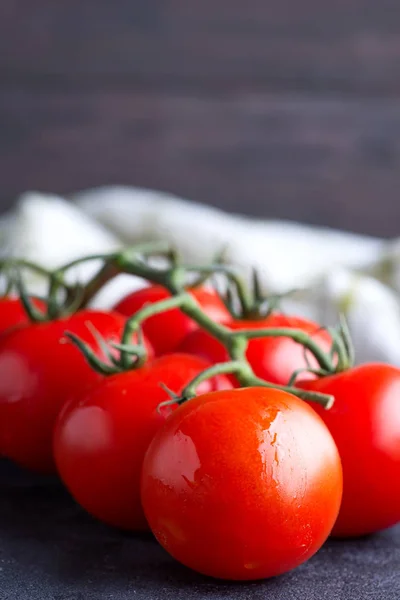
[54,353,232,531]
[113,285,230,356]
[141,387,342,580]
[298,363,400,537]
[0,296,46,336]
[178,313,332,386]
[0,310,152,474]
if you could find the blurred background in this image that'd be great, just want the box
[1,1,400,237]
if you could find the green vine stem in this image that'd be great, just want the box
[0,258,53,280]
[231,327,334,372]
[338,314,355,368]
[4,243,175,323]
[115,257,336,372]
[0,258,55,301]
[177,361,335,409]
[50,242,173,312]
[68,251,346,407]
[117,293,335,408]
[0,250,351,410]
[60,247,354,409]
[119,293,334,373]
[49,241,214,312]
[73,261,121,309]
[35,246,281,319]
[53,242,172,277]
[171,263,274,319]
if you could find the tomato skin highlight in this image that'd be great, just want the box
[299,363,400,537]
[114,285,230,356]
[0,297,46,336]
[0,310,149,474]
[178,313,332,386]
[141,387,342,581]
[54,354,232,531]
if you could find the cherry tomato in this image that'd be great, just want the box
[54,353,232,531]
[178,313,332,386]
[298,363,400,537]
[0,296,46,336]
[114,285,230,356]
[141,387,342,580]
[0,310,152,474]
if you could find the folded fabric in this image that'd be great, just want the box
[1,186,399,366]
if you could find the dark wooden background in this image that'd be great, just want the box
[1,0,400,236]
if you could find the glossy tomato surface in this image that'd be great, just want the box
[0,310,148,474]
[0,296,46,336]
[299,363,400,537]
[54,353,232,531]
[141,387,342,580]
[178,313,332,386]
[114,285,230,356]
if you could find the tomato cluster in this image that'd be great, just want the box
[1,259,400,583]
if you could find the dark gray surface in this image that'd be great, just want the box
[3,90,400,237]
[3,0,400,93]
[1,460,399,600]
[2,1,400,235]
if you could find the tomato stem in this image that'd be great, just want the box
[0,258,53,280]
[77,261,121,308]
[15,269,48,322]
[53,247,353,403]
[116,263,335,374]
[119,294,193,369]
[2,243,176,323]
[232,327,334,373]
[110,260,337,407]
[338,314,355,368]
[65,331,121,375]
[0,258,55,314]
[178,263,277,320]
[180,361,335,409]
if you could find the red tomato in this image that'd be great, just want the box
[141,387,342,580]
[178,313,332,386]
[0,310,152,474]
[54,353,232,531]
[298,363,400,537]
[113,285,230,356]
[0,296,46,336]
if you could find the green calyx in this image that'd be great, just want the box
[0,258,74,322]
[219,268,284,320]
[4,243,176,323]
[13,262,87,323]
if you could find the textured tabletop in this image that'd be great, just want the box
[0,460,399,600]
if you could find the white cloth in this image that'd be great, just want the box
[2,186,399,365]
